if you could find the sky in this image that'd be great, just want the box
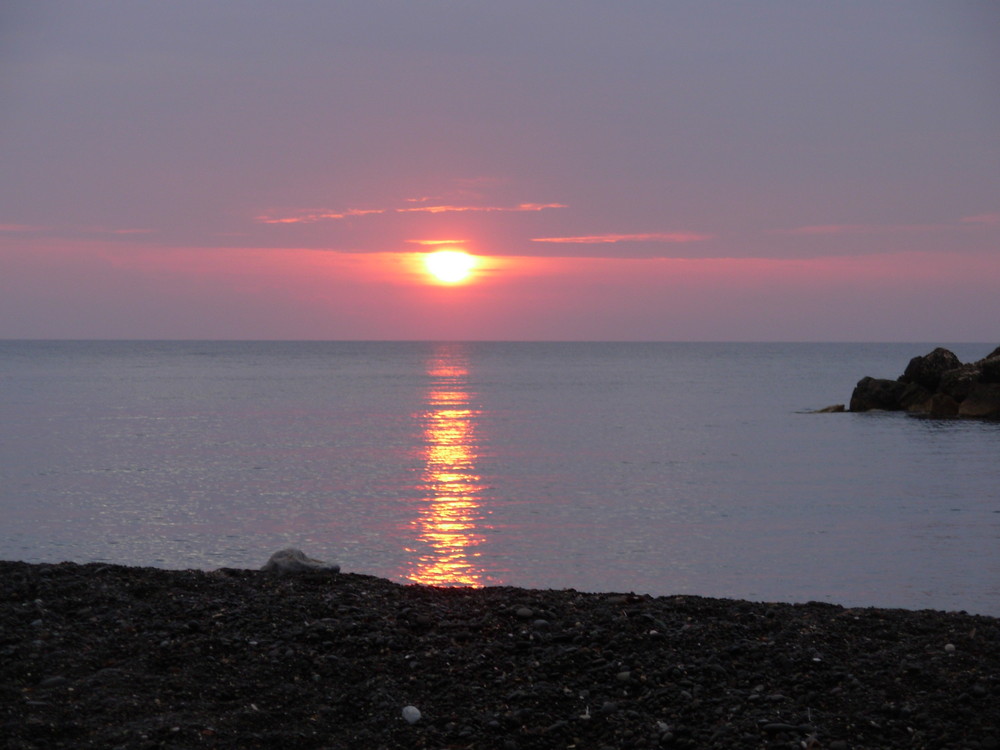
[1,1,998,341]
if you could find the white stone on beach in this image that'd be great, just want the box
[402,705,421,724]
[261,548,340,573]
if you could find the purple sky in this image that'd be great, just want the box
[1,2,998,340]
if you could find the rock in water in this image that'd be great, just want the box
[849,376,929,412]
[958,383,1000,418]
[261,548,340,574]
[849,345,1000,418]
[900,347,962,390]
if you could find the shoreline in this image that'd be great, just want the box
[9,555,996,620]
[3,560,998,748]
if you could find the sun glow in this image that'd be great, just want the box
[423,250,476,284]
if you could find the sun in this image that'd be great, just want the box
[423,250,476,284]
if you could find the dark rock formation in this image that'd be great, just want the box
[960,383,1000,418]
[899,346,961,390]
[938,363,981,403]
[982,350,1000,383]
[848,377,930,412]
[849,346,1000,418]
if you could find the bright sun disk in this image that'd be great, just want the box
[424,250,476,284]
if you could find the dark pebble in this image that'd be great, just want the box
[762,723,798,733]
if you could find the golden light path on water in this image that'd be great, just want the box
[404,345,494,586]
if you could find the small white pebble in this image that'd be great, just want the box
[944,643,956,653]
[402,705,421,724]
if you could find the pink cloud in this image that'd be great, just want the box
[776,224,871,236]
[776,223,948,236]
[531,232,711,244]
[402,177,505,205]
[256,208,386,224]
[960,213,1000,225]
[0,223,44,232]
[256,201,564,224]
[80,226,155,235]
[1,223,154,237]
[396,202,566,214]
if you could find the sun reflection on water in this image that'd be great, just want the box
[404,345,494,587]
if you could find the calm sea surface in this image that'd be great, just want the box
[2,341,998,615]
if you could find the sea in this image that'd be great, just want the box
[2,341,998,616]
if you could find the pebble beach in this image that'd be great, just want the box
[2,560,998,749]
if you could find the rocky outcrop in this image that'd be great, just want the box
[899,346,961,390]
[848,376,930,412]
[849,346,1000,418]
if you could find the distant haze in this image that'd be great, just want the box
[1,2,998,340]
